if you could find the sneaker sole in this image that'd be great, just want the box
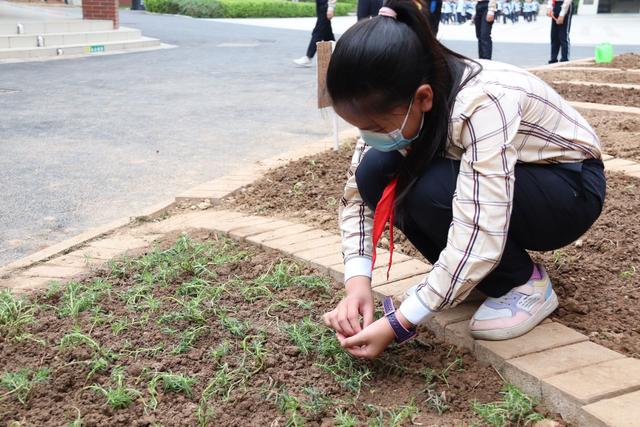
[469,290,559,341]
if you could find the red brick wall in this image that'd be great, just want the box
[83,0,120,29]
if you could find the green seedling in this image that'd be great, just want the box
[87,357,110,379]
[203,363,243,401]
[177,277,225,301]
[0,367,50,405]
[283,317,323,355]
[294,299,314,310]
[240,282,273,302]
[160,296,207,324]
[333,408,358,427]
[301,387,333,417]
[172,325,210,354]
[210,340,231,364]
[274,388,306,427]
[365,401,419,427]
[552,249,566,267]
[425,389,450,415]
[620,266,637,279]
[241,335,267,371]
[58,280,110,320]
[0,290,35,338]
[438,356,464,387]
[217,311,249,337]
[472,384,545,427]
[67,406,82,427]
[88,367,141,410]
[147,372,196,410]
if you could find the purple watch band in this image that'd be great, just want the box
[383,297,417,344]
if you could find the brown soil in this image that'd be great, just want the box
[578,110,640,162]
[224,143,640,358]
[549,82,640,107]
[563,53,640,70]
[1,230,544,426]
[533,69,640,85]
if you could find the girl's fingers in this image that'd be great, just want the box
[347,303,362,333]
[341,331,367,348]
[362,302,374,328]
[337,302,355,336]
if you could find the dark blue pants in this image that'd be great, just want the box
[550,2,572,62]
[306,0,335,59]
[355,151,605,297]
[475,1,494,60]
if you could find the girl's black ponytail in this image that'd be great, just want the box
[327,0,481,217]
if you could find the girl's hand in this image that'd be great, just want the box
[337,317,395,359]
[323,276,374,337]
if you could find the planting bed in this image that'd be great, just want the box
[0,231,555,426]
[225,143,640,358]
[562,53,640,70]
[578,109,640,162]
[532,69,640,85]
[548,82,640,107]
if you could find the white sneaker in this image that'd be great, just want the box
[469,264,559,341]
[293,56,312,67]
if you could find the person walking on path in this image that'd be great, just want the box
[547,0,573,63]
[293,0,336,67]
[322,0,605,359]
[358,0,383,20]
[474,0,496,59]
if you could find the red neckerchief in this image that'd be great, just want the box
[371,177,398,281]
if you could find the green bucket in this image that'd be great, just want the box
[595,43,614,64]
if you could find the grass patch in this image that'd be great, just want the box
[472,384,546,426]
[0,367,50,405]
[0,290,35,338]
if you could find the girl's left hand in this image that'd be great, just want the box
[337,317,395,359]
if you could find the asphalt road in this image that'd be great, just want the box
[1,8,639,266]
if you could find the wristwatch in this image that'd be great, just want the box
[383,297,417,344]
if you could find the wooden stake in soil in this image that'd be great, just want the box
[316,41,340,151]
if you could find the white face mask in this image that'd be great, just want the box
[359,97,424,152]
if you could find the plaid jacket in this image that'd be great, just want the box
[340,59,601,323]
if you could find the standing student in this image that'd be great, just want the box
[474,0,496,59]
[323,0,604,359]
[532,0,538,20]
[548,0,572,63]
[293,0,336,67]
[358,0,384,20]
[456,0,466,23]
[502,0,511,23]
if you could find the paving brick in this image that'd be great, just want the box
[1,275,59,292]
[581,389,640,427]
[475,322,588,370]
[370,250,412,271]
[246,224,313,246]
[426,302,481,338]
[371,259,430,287]
[444,319,475,351]
[284,235,342,254]
[22,263,87,279]
[502,341,624,400]
[260,229,333,252]
[227,220,293,240]
[308,252,343,275]
[541,358,640,424]
[67,246,127,261]
[372,276,422,300]
[47,253,96,269]
[604,158,638,172]
[88,236,150,251]
[295,242,342,262]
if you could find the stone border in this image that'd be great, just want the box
[551,80,640,90]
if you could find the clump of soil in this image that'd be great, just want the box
[1,230,533,426]
[577,109,640,162]
[549,82,640,107]
[224,143,640,357]
[533,69,640,85]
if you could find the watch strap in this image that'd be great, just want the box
[383,297,417,344]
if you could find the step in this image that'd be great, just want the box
[0,20,113,35]
[0,27,142,49]
[0,37,161,61]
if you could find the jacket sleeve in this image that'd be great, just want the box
[399,88,522,325]
[340,137,375,282]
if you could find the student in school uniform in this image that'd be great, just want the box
[523,0,533,21]
[456,0,467,23]
[547,0,573,62]
[293,0,336,67]
[532,0,539,20]
[322,0,605,358]
[502,0,511,23]
[474,0,496,59]
[465,0,475,21]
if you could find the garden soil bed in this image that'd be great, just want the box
[533,69,640,85]
[560,53,640,70]
[577,109,640,162]
[224,142,640,358]
[0,230,557,426]
[548,82,640,107]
